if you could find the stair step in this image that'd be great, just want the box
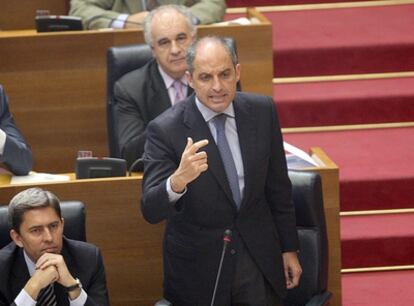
[274,75,414,127]
[342,269,414,305]
[341,213,414,268]
[283,126,414,211]
[263,3,414,77]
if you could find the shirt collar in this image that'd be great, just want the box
[195,97,235,122]
[157,64,187,89]
[23,250,36,276]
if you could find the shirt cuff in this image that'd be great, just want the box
[15,289,36,306]
[69,288,87,306]
[166,176,186,202]
[111,14,129,29]
[0,128,6,155]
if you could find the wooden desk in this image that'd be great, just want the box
[0,148,341,306]
[0,0,68,30]
[308,147,342,306]
[0,7,272,173]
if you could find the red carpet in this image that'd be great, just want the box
[274,76,414,127]
[341,213,414,268]
[342,270,414,305]
[283,127,414,211]
[263,4,414,77]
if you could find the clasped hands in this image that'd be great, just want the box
[25,253,78,300]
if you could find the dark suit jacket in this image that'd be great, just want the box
[142,92,299,306]
[114,59,192,168]
[0,237,109,306]
[0,86,32,175]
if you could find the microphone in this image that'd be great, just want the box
[84,15,143,30]
[211,229,232,306]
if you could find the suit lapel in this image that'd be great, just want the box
[10,248,31,301]
[234,94,256,210]
[183,98,236,208]
[147,61,172,118]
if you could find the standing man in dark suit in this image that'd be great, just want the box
[0,188,109,306]
[141,36,302,306]
[114,5,196,169]
[0,85,32,176]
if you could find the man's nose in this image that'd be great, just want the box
[170,40,181,54]
[212,76,222,91]
[43,228,53,241]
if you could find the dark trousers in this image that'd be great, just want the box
[231,242,283,306]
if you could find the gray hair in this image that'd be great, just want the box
[186,36,238,74]
[8,187,61,233]
[143,5,197,46]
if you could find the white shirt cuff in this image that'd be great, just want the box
[0,128,6,155]
[111,14,129,29]
[69,288,88,306]
[166,176,186,202]
[15,289,36,306]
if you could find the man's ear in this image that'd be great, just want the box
[186,71,194,88]
[10,229,23,248]
[235,63,241,82]
[61,217,65,230]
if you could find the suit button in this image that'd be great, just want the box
[230,249,236,255]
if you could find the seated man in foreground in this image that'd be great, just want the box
[0,187,109,306]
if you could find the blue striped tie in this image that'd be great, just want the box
[213,114,241,209]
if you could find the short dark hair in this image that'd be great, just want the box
[186,36,238,74]
[9,187,62,233]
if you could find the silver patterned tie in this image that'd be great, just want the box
[213,114,241,209]
[173,80,184,104]
[36,284,57,306]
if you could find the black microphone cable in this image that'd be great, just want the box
[128,157,144,176]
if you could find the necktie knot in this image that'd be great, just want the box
[213,113,227,131]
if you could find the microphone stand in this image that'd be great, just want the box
[211,229,232,306]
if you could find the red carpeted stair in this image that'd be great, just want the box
[342,270,414,305]
[283,127,414,212]
[274,76,414,127]
[341,213,414,269]
[263,3,414,77]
